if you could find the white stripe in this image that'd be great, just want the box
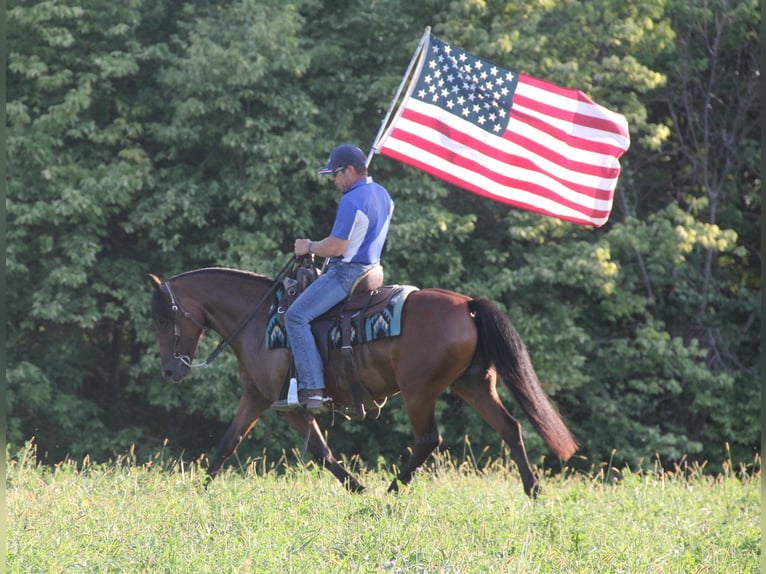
[515,81,631,140]
[342,210,369,262]
[381,137,612,225]
[511,101,631,152]
[407,98,622,176]
[393,104,621,196]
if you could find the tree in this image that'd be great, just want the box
[6,0,759,474]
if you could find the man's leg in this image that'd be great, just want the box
[284,269,350,392]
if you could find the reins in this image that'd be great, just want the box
[167,256,298,369]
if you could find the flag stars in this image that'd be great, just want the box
[414,37,517,136]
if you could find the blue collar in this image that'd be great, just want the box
[343,176,373,194]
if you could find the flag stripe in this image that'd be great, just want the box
[385,111,614,219]
[374,33,630,227]
[512,95,629,155]
[402,100,619,197]
[380,140,612,225]
[504,107,625,176]
[516,73,630,139]
[384,131,614,218]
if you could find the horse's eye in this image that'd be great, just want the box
[157,316,170,326]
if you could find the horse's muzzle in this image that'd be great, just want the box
[162,358,191,382]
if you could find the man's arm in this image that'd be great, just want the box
[295,236,348,258]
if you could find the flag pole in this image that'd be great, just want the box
[366,26,431,168]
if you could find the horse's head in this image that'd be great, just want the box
[146,273,206,382]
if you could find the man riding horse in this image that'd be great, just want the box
[272,144,394,412]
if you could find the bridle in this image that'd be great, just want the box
[164,280,209,369]
[161,256,300,370]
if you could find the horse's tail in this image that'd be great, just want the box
[468,297,578,461]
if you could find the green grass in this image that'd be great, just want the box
[7,443,760,573]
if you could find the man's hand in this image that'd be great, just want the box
[294,238,311,256]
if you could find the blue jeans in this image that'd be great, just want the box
[284,262,375,390]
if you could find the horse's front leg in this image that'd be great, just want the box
[282,411,365,493]
[206,391,268,482]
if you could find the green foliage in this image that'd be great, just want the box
[6,0,759,476]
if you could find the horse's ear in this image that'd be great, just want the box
[145,273,163,290]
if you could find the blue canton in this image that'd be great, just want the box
[412,35,519,135]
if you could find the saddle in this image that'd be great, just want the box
[276,259,393,418]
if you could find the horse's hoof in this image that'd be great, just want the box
[526,483,542,498]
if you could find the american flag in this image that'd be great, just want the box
[374,33,630,227]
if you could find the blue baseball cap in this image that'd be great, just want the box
[318,144,367,174]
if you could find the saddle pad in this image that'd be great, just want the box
[266,285,419,350]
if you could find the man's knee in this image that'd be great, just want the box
[284,305,307,329]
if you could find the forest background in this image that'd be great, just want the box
[6,0,760,475]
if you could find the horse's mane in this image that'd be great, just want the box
[151,267,274,319]
[169,267,274,283]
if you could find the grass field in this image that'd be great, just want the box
[7,443,760,573]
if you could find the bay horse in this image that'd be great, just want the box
[146,264,577,496]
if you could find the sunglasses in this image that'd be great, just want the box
[329,166,347,179]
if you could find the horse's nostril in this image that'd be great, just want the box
[163,369,174,379]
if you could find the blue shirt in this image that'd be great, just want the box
[330,177,394,264]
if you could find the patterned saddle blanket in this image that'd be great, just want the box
[266,284,418,362]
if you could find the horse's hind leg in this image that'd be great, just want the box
[451,372,540,497]
[282,411,365,493]
[387,399,442,493]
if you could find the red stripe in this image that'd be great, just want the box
[386,125,614,217]
[513,93,629,142]
[401,106,620,190]
[517,74,630,139]
[380,144,611,226]
[517,73,584,98]
[508,102,628,158]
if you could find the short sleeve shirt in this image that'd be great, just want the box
[330,177,394,264]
